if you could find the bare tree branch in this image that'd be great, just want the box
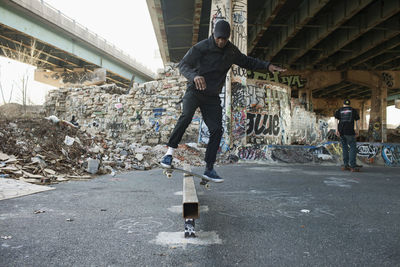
[0,39,49,107]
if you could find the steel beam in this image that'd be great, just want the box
[183,177,199,219]
[247,0,286,54]
[317,82,353,98]
[349,35,400,67]
[314,0,400,65]
[267,0,329,59]
[333,22,400,67]
[0,31,80,68]
[286,0,373,65]
[372,53,400,69]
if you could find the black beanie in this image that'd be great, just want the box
[214,20,231,38]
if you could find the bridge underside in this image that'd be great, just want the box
[0,0,155,88]
[149,0,400,101]
[0,23,130,87]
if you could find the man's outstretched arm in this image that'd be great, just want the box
[233,47,286,73]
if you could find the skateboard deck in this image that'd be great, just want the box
[160,165,217,189]
[341,165,362,172]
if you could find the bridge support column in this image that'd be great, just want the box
[369,85,387,142]
[299,88,313,111]
[209,0,248,149]
[360,101,369,131]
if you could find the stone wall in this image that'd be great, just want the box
[44,65,201,146]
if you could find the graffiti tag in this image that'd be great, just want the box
[247,113,280,136]
[381,144,400,166]
[357,144,380,159]
[248,71,306,88]
[238,146,267,161]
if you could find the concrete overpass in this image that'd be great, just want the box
[147,0,400,101]
[147,0,400,143]
[0,0,156,87]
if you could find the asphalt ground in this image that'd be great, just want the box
[1,164,399,267]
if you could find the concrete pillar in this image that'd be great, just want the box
[209,0,248,148]
[394,99,400,109]
[298,88,312,111]
[368,85,387,142]
[360,101,369,131]
[395,99,400,109]
[382,86,387,142]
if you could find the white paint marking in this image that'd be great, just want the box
[218,212,238,218]
[248,167,292,172]
[168,205,209,213]
[323,177,359,188]
[152,231,222,248]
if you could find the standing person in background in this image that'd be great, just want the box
[335,99,362,172]
[160,20,286,182]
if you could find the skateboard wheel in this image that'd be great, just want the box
[167,173,172,178]
[204,183,211,190]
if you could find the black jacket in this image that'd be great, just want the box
[178,35,271,96]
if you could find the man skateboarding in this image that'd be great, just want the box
[160,20,286,182]
[334,99,361,172]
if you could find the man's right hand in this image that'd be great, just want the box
[194,76,206,90]
[336,130,340,137]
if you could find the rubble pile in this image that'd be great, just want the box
[0,117,207,185]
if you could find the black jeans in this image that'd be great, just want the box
[167,89,223,166]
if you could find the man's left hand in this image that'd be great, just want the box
[268,64,286,73]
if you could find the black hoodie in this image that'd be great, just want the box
[178,35,270,96]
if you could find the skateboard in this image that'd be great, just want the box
[161,166,215,189]
[341,165,362,172]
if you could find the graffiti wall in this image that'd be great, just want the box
[199,78,329,148]
[243,80,291,145]
[290,98,329,145]
[236,142,400,167]
[198,79,292,147]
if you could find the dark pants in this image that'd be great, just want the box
[167,90,223,167]
[340,135,357,167]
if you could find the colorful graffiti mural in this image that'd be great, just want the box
[381,144,400,166]
[236,142,400,167]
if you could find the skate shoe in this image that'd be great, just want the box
[160,155,173,168]
[203,169,224,183]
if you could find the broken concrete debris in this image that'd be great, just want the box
[0,117,208,185]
